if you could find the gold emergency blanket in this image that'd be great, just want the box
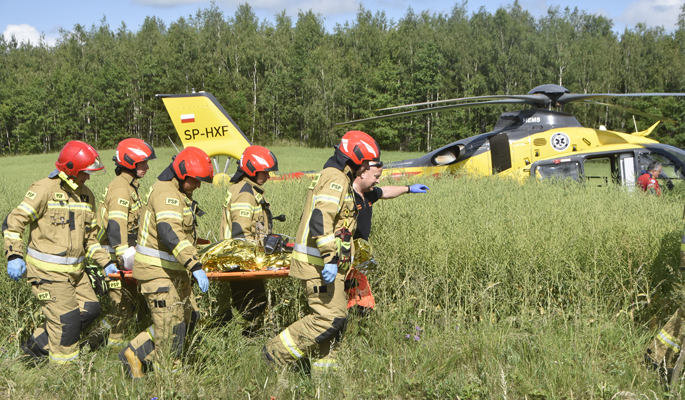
[198,239,290,272]
[353,238,377,273]
[198,238,376,273]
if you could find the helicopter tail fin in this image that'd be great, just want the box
[157,92,251,159]
[632,121,660,137]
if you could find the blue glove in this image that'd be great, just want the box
[192,269,209,293]
[322,263,338,284]
[104,263,119,277]
[409,184,429,194]
[7,258,26,281]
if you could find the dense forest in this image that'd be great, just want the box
[2,1,685,155]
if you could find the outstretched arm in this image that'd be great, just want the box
[379,184,429,199]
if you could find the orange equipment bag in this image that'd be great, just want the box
[345,268,375,310]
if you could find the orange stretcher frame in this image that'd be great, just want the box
[108,268,290,283]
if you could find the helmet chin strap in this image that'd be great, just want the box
[58,171,79,190]
[348,160,363,174]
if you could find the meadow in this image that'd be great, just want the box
[1,146,685,399]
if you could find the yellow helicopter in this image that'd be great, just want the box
[158,86,685,189]
[334,84,685,189]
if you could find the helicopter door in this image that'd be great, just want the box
[618,153,637,191]
[489,134,512,173]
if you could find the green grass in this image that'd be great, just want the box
[1,146,684,399]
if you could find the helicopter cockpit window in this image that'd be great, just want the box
[535,161,581,181]
[638,153,685,180]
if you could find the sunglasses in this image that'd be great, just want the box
[369,161,384,168]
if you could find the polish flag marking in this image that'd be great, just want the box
[181,114,195,123]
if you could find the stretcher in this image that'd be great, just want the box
[108,268,290,283]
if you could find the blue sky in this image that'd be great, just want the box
[1,0,683,47]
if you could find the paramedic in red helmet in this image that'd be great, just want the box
[215,145,279,333]
[118,146,212,378]
[92,138,156,347]
[2,140,115,364]
[263,131,380,371]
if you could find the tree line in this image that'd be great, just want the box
[2,1,685,155]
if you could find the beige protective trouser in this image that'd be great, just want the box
[124,271,200,371]
[25,268,101,364]
[88,278,139,346]
[215,279,267,328]
[107,279,139,344]
[263,272,347,371]
[646,307,685,374]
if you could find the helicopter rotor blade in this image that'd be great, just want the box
[335,99,537,128]
[337,86,685,128]
[377,94,548,111]
[578,100,678,123]
[558,92,685,105]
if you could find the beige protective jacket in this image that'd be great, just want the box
[219,178,268,241]
[2,171,111,281]
[132,175,203,281]
[97,173,141,264]
[290,165,357,280]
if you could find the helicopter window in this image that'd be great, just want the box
[494,116,519,130]
[638,153,685,180]
[584,157,615,186]
[535,162,581,181]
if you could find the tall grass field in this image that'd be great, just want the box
[1,146,685,399]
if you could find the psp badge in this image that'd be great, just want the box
[550,132,570,152]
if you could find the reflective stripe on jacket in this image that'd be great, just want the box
[132,177,202,280]
[219,178,268,241]
[290,166,357,279]
[97,173,141,264]
[2,172,111,276]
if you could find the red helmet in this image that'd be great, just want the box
[172,147,214,183]
[114,138,156,169]
[239,145,278,177]
[339,131,381,166]
[55,141,105,176]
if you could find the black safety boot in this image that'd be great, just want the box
[20,337,48,364]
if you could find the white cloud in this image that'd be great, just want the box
[618,0,682,30]
[3,24,57,47]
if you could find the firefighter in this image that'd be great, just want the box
[215,145,279,332]
[118,146,212,378]
[262,130,380,371]
[347,161,429,313]
[3,140,115,364]
[94,138,156,346]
